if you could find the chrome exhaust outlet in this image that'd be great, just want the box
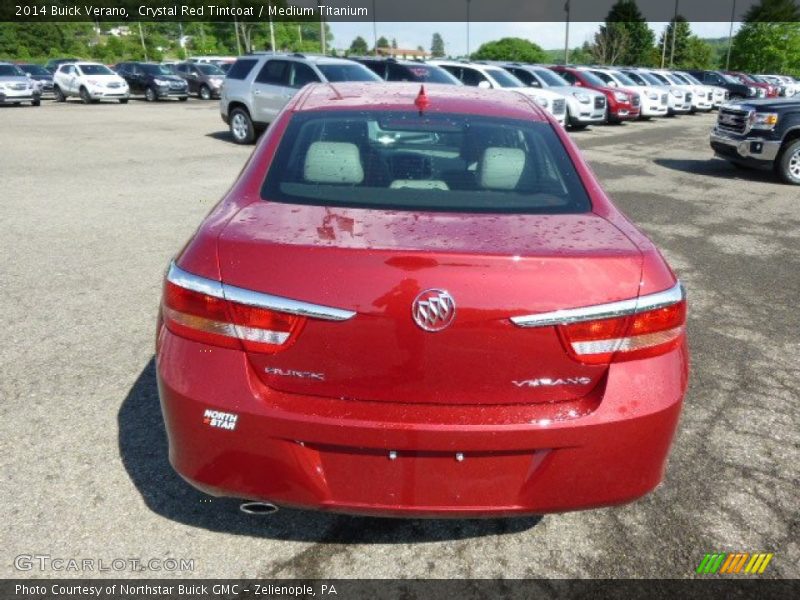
[239,501,279,515]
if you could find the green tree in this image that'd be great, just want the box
[680,36,715,70]
[348,36,368,55]
[431,32,445,57]
[591,23,629,65]
[471,37,546,62]
[658,16,691,67]
[605,0,655,66]
[743,0,800,21]
[391,38,397,49]
[730,22,800,75]
[376,35,389,49]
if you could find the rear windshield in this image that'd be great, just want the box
[397,65,459,84]
[20,64,50,76]
[0,64,24,76]
[197,64,224,75]
[79,64,113,76]
[141,63,173,75]
[261,111,591,214]
[532,68,569,87]
[317,63,379,82]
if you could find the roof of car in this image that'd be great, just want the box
[245,52,359,66]
[293,82,548,122]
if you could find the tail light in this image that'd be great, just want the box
[558,298,686,364]
[511,282,686,364]
[161,262,354,354]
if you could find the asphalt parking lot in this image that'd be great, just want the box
[1,98,798,579]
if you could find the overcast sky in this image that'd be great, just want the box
[328,22,740,55]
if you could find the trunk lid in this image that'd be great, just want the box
[217,202,643,405]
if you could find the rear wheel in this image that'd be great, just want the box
[145,86,157,102]
[79,86,91,104]
[199,84,211,100]
[776,140,800,185]
[54,86,65,102]
[229,107,255,144]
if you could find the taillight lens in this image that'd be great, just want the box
[558,300,686,364]
[162,280,305,354]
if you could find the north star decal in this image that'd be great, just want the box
[513,377,592,388]
[203,409,238,430]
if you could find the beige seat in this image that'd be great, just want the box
[478,147,526,190]
[304,142,364,184]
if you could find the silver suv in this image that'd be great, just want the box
[220,53,381,144]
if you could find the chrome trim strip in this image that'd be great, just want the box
[223,284,356,321]
[510,281,684,328]
[167,262,356,322]
[167,262,225,298]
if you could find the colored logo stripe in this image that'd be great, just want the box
[697,553,773,575]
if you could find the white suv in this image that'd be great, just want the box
[586,67,668,119]
[53,62,129,104]
[430,61,567,126]
[501,64,607,129]
[220,53,381,144]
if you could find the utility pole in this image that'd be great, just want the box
[318,2,326,55]
[138,22,148,62]
[564,1,570,64]
[669,0,679,68]
[726,0,737,70]
[466,0,471,57]
[233,0,242,55]
[269,16,276,54]
[373,0,378,55]
[661,25,668,68]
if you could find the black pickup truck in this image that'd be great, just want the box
[710,98,800,184]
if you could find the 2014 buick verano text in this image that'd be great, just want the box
[156,83,689,517]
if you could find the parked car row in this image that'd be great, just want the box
[216,55,743,143]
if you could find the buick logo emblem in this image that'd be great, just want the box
[412,289,456,332]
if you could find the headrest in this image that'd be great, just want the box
[389,180,449,190]
[304,142,364,184]
[478,147,526,190]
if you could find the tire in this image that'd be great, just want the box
[178,96,188,102]
[79,86,91,104]
[53,86,66,102]
[776,139,800,185]
[570,122,588,130]
[144,86,157,102]
[32,99,40,106]
[199,84,211,100]
[119,98,129,104]
[229,107,255,144]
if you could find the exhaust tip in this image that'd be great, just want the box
[239,501,279,516]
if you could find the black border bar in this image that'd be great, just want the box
[3,579,800,600]
[2,0,799,23]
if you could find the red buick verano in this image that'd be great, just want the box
[156,83,688,517]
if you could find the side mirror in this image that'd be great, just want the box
[607,80,618,87]
[477,80,491,89]
[574,81,582,86]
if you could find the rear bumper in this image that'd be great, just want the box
[157,330,688,516]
